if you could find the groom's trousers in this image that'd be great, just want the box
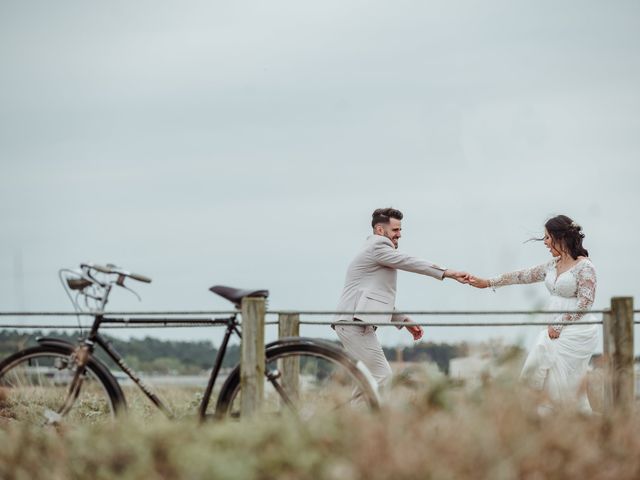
[334,322,393,390]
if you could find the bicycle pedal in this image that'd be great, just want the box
[266,369,281,380]
[43,409,63,425]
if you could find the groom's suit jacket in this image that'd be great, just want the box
[334,235,446,326]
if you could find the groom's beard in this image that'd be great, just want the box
[384,233,399,249]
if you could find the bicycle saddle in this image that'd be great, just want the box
[209,285,269,308]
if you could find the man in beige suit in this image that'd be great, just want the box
[334,207,469,390]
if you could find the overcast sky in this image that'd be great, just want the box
[1,0,639,350]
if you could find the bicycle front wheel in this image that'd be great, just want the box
[0,345,124,426]
[214,339,379,420]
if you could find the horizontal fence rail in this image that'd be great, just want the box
[5,309,640,316]
[2,310,639,329]
[0,322,614,329]
[271,310,616,315]
[298,320,605,326]
[0,324,228,329]
[0,311,239,316]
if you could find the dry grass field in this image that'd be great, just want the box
[1,364,640,479]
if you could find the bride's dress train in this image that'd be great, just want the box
[490,258,598,411]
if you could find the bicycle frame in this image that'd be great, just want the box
[57,265,250,421]
[73,312,242,420]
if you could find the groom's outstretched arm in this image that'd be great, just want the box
[371,239,470,283]
[371,240,446,279]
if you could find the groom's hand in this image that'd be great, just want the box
[404,317,423,341]
[444,270,470,284]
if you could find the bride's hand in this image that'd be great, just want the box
[547,325,560,339]
[468,276,490,289]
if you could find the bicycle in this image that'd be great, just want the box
[0,263,379,425]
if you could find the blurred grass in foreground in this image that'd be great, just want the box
[1,364,640,480]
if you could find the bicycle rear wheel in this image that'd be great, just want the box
[0,345,124,426]
[214,339,379,420]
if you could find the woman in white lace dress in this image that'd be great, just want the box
[469,215,598,411]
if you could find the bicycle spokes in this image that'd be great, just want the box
[0,350,116,425]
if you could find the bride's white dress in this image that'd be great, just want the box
[490,258,598,411]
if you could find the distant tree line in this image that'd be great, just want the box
[0,330,467,375]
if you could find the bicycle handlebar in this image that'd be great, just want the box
[128,272,152,283]
[88,264,112,274]
[81,263,152,283]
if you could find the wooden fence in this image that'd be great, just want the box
[240,296,635,416]
[0,296,636,417]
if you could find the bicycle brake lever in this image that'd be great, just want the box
[118,282,142,302]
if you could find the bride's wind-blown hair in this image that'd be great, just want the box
[537,215,589,259]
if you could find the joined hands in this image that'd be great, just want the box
[467,276,490,289]
[444,270,471,284]
[445,270,492,288]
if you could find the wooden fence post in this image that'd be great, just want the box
[278,313,300,405]
[240,297,265,416]
[608,297,635,412]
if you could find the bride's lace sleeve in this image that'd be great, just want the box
[488,260,553,289]
[552,262,597,333]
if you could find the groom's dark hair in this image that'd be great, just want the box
[371,208,403,228]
